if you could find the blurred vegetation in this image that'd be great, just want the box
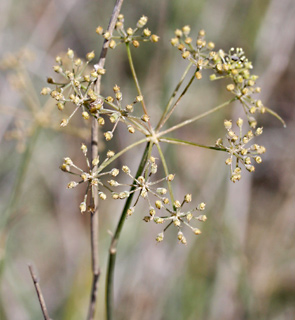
[0,0,295,319]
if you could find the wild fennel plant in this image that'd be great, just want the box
[42,7,284,320]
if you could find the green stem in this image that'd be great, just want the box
[155,143,175,205]
[159,137,226,151]
[98,137,148,172]
[155,62,194,131]
[156,67,196,133]
[106,142,151,320]
[264,106,286,128]
[126,43,148,115]
[158,98,236,137]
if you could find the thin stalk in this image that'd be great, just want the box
[156,66,196,132]
[155,142,175,205]
[28,265,51,320]
[158,98,236,137]
[264,106,286,128]
[125,43,150,124]
[106,143,151,320]
[155,62,193,131]
[98,137,148,172]
[87,1,124,319]
[159,137,226,151]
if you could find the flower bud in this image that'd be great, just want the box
[184,194,192,203]
[127,207,135,216]
[167,174,175,181]
[92,157,99,166]
[122,165,130,174]
[156,232,164,242]
[174,200,181,208]
[143,28,151,37]
[111,168,119,177]
[155,200,162,209]
[99,192,107,200]
[137,15,148,28]
[80,202,87,213]
[193,228,202,235]
[96,26,104,35]
[182,25,190,35]
[224,119,232,130]
[154,217,164,224]
[197,215,207,222]
[197,202,206,211]
[104,131,113,141]
[107,150,115,158]
[67,48,74,59]
[86,51,95,61]
[151,34,159,42]
[67,181,78,189]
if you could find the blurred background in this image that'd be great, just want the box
[0,0,295,319]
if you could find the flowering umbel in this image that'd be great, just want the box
[61,144,119,213]
[150,195,207,244]
[216,118,265,182]
[42,19,283,243]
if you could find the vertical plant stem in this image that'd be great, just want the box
[155,142,175,204]
[28,264,51,320]
[86,1,124,319]
[106,143,151,320]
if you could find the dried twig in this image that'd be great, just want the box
[28,264,51,320]
[86,1,124,319]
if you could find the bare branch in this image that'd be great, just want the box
[87,1,124,319]
[28,264,51,320]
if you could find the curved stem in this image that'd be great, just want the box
[155,62,194,131]
[106,142,151,320]
[158,98,236,137]
[264,106,286,128]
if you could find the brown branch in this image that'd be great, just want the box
[28,264,51,320]
[86,1,124,319]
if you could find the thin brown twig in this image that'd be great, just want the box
[28,264,51,320]
[87,1,124,320]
